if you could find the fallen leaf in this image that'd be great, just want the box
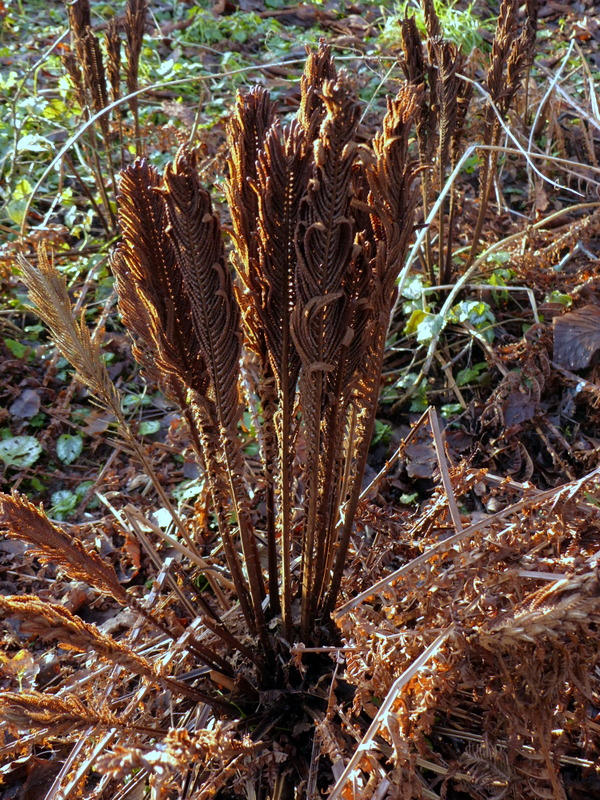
[9,388,41,419]
[405,441,437,479]
[503,391,536,428]
[553,305,600,370]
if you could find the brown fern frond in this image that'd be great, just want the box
[253,120,308,396]
[161,149,268,648]
[96,727,258,785]
[0,491,228,670]
[324,85,420,616]
[163,149,241,434]
[81,30,110,133]
[0,491,128,605]
[486,0,519,111]
[465,0,537,268]
[253,119,314,627]
[504,0,539,115]
[18,245,122,419]
[62,51,86,108]
[112,159,209,404]
[421,0,441,40]
[0,691,158,736]
[297,43,336,143]
[20,244,212,573]
[226,86,276,281]
[68,0,91,43]
[105,18,122,103]
[478,571,600,650]
[225,90,281,614]
[124,0,146,150]
[400,16,436,282]
[431,39,462,175]
[112,156,258,642]
[0,596,229,710]
[367,85,422,309]
[292,73,360,633]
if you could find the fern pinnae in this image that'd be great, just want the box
[161,151,269,653]
[324,86,420,616]
[297,44,337,143]
[292,74,360,634]
[112,160,209,402]
[0,492,236,675]
[252,118,312,632]
[20,245,206,577]
[0,596,233,712]
[0,691,161,737]
[124,0,146,152]
[226,88,281,617]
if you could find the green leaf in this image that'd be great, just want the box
[403,308,428,336]
[441,403,463,418]
[50,490,78,520]
[416,314,444,344]
[16,132,52,153]
[4,338,28,359]
[56,434,83,465]
[139,420,160,436]
[173,479,205,502]
[401,275,426,301]
[28,477,46,493]
[0,436,42,469]
[371,419,392,447]
[455,362,488,387]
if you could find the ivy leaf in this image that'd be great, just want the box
[0,436,42,469]
[56,434,83,465]
[139,420,160,436]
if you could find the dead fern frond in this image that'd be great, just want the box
[0,491,128,604]
[111,159,209,404]
[124,0,146,151]
[67,0,91,43]
[478,570,600,649]
[18,244,121,417]
[0,691,157,736]
[292,73,361,634]
[0,595,228,710]
[297,43,336,142]
[105,18,122,104]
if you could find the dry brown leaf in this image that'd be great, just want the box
[553,305,600,370]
